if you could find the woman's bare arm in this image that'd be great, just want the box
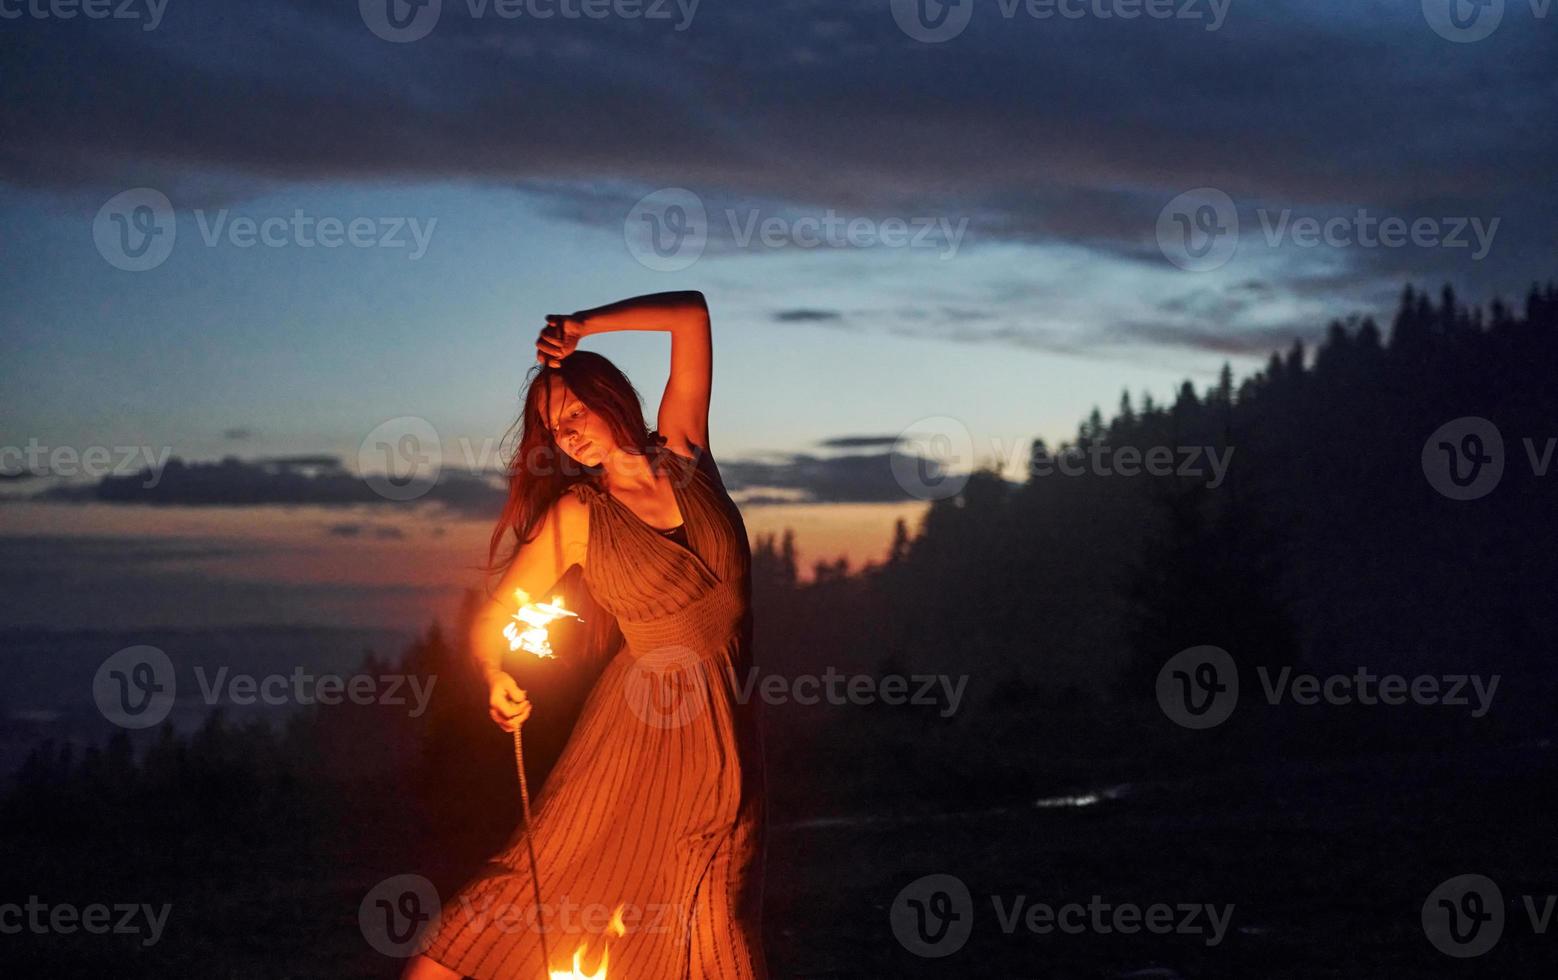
[470,493,590,684]
[543,291,713,453]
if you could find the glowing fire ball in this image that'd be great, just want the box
[503,590,581,659]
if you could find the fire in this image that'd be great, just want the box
[503,589,581,659]
[549,903,627,980]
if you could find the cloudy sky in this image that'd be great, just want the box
[2,0,1554,626]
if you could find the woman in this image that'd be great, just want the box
[404,291,769,979]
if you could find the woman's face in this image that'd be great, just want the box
[543,377,613,468]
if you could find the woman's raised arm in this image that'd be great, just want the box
[540,291,713,453]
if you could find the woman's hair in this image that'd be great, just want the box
[484,350,662,583]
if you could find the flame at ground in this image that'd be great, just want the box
[549,904,627,980]
[503,590,581,659]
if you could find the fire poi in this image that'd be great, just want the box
[502,588,629,979]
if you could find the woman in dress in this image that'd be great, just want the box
[403,291,769,979]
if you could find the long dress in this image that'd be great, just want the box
[418,444,769,979]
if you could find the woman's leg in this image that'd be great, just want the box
[687,816,768,980]
[400,953,462,979]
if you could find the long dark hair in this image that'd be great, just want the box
[485,350,663,583]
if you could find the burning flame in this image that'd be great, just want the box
[549,903,627,980]
[503,589,582,659]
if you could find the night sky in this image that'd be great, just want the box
[3,0,1555,626]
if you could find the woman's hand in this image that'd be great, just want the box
[487,670,532,732]
[536,314,587,368]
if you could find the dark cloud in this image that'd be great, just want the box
[719,451,949,504]
[817,435,899,449]
[0,536,259,569]
[1103,320,1324,357]
[223,427,256,441]
[32,455,506,517]
[327,522,407,539]
[23,445,956,509]
[773,309,845,323]
[4,0,1551,318]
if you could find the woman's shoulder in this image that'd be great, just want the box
[559,483,599,537]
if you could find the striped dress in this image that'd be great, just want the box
[419,444,769,979]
